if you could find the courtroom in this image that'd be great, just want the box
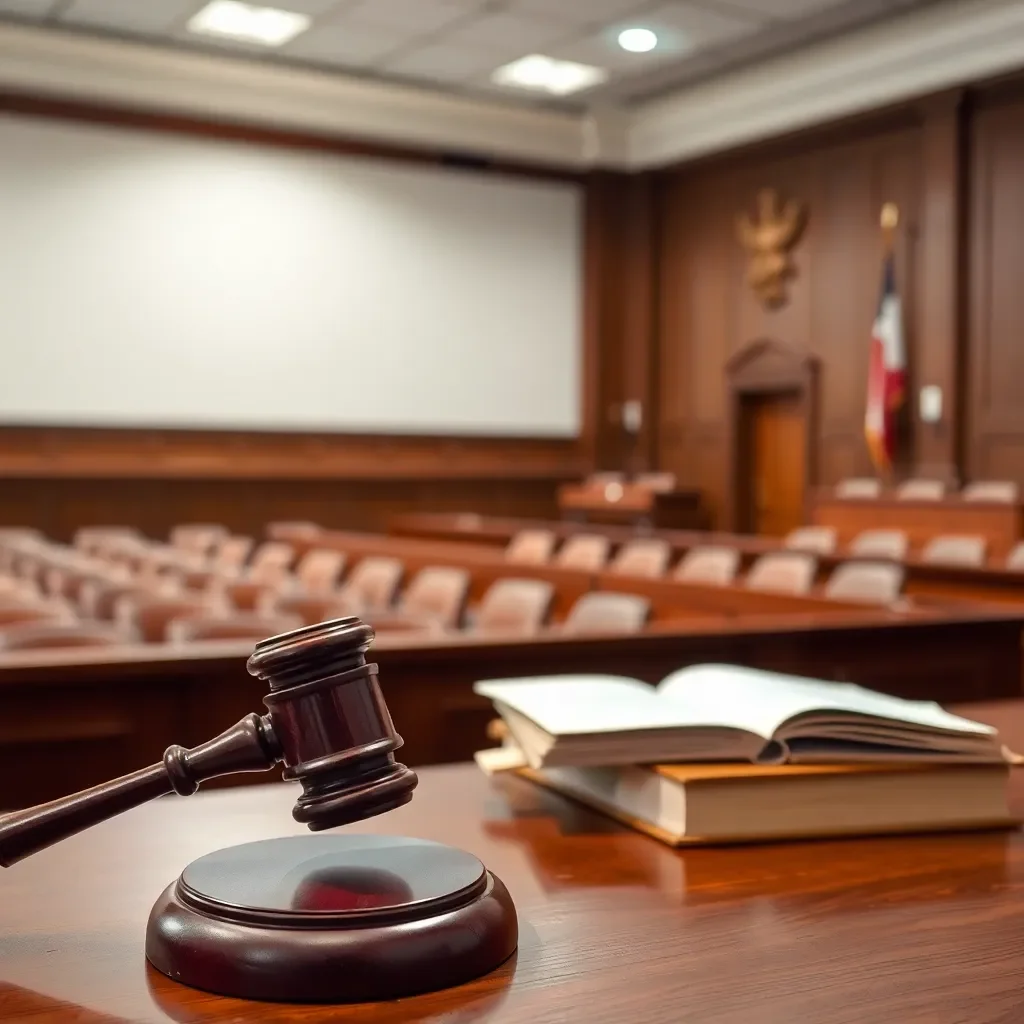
[1,0,1023,1021]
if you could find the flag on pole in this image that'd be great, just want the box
[864,253,906,474]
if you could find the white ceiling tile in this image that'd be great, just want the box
[724,0,847,17]
[506,0,652,27]
[382,39,507,80]
[546,29,681,74]
[283,19,408,65]
[259,0,350,15]
[641,1,765,48]
[0,0,59,17]
[61,0,199,35]
[442,11,575,57]
[344,0,470,34]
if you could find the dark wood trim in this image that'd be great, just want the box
[725,338,820,531]
[0,425,585,481]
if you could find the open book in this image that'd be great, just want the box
[473,664,1007,769]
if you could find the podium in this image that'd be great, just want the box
[557,482,705,530]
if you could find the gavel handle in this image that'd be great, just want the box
[0,713,281,867]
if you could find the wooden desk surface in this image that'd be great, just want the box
[4,698,1024,1023]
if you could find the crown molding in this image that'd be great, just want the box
[3,1,1024,174]
[629,0,1024,168]
[0,22,588,169]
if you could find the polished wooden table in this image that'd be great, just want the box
[4,701,1024,1022]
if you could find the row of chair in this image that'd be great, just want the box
[835,477,1018,503]
[0,526,660,649]
[505,528,904,604]
[684,548,904,604]
[785,526,1018,567]
[510,523,1013,574]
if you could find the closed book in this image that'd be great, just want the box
[499,760,1017,846]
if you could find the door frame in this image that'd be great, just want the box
[725,338,820,532]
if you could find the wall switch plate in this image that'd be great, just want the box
[919,385,943,424]
[622,400,643,434]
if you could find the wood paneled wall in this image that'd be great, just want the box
[0,428,583,539]
[656,111,927,524]
[13,76,1024,538]
[643,92,994,528]
[967,84,1024,484]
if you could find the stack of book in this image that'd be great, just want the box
[474,665,1017,846]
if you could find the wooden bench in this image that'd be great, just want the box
[809,491,1023,558]
[381,513,1024,611]
[1,600,1021,809]
[273,526,886,626]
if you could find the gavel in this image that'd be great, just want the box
[0,616,418,867]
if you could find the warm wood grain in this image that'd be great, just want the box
[967,86,1024,486]
[0,432,581,540]
[653,105,964,522]
[809,492,1022,556]
[3,697,1024,1024]
[917,90,966,480]
[0,599,1020,809]
[556,483,705,529]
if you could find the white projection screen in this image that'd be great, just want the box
[0,114,582,437]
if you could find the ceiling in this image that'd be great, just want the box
[0,0,952,108]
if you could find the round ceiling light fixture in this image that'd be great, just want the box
[617,27,658,53]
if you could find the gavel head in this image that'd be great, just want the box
[247,617,417,831]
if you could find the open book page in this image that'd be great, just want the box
[473,675,774,739]
[656,665,998,746]
[474,676,703,735]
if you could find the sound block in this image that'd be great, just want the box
[146,835,518,1003]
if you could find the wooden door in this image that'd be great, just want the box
[749,395,806,537]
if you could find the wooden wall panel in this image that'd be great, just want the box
[968,90,1024,483]
[0,429,583,540]
[654,111,942,525]
[0,474,569,542]
[916,92,966,478]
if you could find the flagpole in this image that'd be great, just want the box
[880,202,899,258]
[878,203,899,486]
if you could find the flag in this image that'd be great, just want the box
[864,254,906,473]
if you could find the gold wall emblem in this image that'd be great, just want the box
[736,188,807,310]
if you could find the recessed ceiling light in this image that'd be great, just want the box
[187,1,311,47]
[618,27,658,53]
[492,55,608,97]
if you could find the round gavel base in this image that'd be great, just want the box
[145,835,518,1004]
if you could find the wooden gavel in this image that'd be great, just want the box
[0,617,418,866]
